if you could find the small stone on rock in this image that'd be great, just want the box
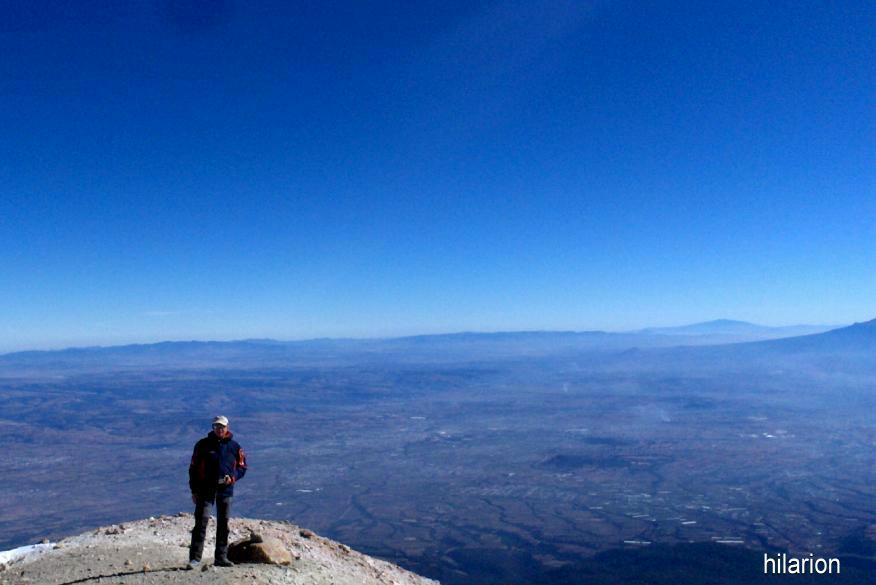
[248,531,264,543]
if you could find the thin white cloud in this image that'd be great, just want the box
[143,310,180,317]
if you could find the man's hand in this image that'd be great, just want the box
[223,475,232,485]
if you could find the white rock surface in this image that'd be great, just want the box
[0,515,439,585]
[0,544,54,566]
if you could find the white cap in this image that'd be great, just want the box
[212,415,229,427]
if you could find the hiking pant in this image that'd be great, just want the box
[189,495,232,561]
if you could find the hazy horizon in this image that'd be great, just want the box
[0,316,855,354]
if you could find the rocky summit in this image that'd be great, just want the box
[0,515,438,585]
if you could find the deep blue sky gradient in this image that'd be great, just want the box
[1,1,874,350]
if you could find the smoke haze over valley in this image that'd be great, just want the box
[3,321,875,583]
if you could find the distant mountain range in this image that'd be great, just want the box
[637,319,832,338]
[607,318,876,374]
[754,317,876,352]
[1,319,872,374]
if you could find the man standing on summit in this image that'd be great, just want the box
[186,415,247,569]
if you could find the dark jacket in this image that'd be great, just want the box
[189,430,247,500]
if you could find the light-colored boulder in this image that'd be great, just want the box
[228,533,293,565]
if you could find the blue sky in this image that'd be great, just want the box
[1,1,874,351]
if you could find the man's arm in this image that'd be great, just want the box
[188,442,202,494]
[232,447,247,483]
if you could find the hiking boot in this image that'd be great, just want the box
[214,557,235,567]
[185,559,200,570]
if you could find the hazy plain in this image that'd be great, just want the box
[2,323,875,583]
